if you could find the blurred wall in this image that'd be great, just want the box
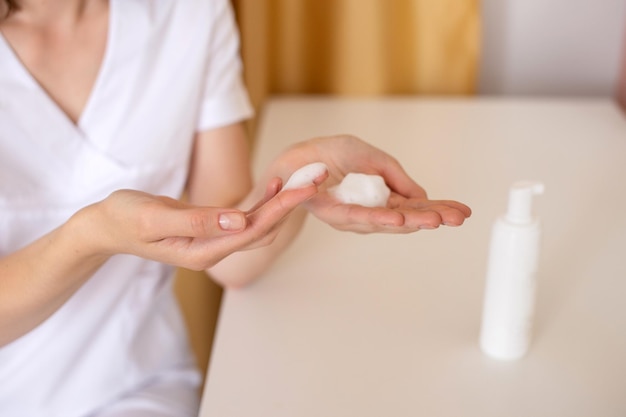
[480,0,626,96]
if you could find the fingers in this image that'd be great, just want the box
[246,165,328,215]
[383,199,471,231]
[177,182,322,269]
[245,177,283,214]
[157,171,322,243]
[129,194,247,240]
[306,191,471,234]
[151,206,248,240]
[100,181,326,272]
[135,184,320,270]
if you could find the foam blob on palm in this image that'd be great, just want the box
[283,162,390,208]
[331,173,391,207]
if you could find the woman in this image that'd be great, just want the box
[0,0,471,415]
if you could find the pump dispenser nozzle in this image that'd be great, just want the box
[505,181,544,224]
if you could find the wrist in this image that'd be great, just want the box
[64,203,113,264]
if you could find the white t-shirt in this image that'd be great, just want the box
[0,0,253,415]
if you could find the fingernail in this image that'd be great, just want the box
[219,212,246,231]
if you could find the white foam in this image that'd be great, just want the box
[282,162,328,190]
[331,173,390,207]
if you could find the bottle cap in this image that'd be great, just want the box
[505,181,544,224]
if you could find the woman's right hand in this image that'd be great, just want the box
[83,175,325,271]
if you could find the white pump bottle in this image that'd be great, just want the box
[480,181,544,360]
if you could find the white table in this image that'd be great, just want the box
[199,97,626,417]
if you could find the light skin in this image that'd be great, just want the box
[0,0,471,346]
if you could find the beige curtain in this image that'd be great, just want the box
[176,0,480,382]
[234,0,480,119]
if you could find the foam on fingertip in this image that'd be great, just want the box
[282,162,328,190]
[331,173,390,207]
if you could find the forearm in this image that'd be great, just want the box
[0,206,108,346]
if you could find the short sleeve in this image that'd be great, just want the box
[196,0,253,132]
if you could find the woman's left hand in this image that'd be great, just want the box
[275,135,472,234]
